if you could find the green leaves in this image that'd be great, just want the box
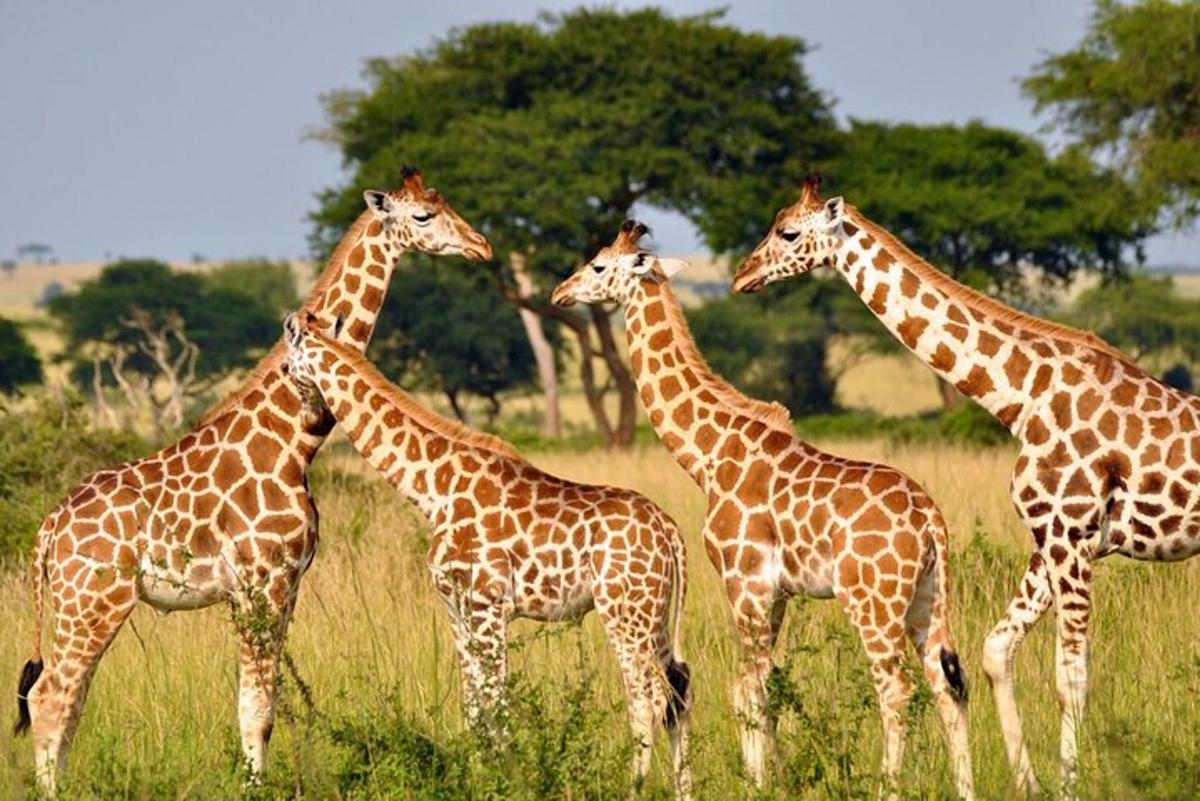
[1023,0,1200,226]
[0,318,42,395]
[368,260,545,419]
[830,120,1152,292]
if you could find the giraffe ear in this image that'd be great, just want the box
[823,197,846,233]
[283,313,302,348]
[363,190,396,219]
[623,252,655,276]
[655,257,691,279]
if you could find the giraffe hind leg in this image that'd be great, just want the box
[29,568,136,794]
[982,551,1052,798]
[905,558,974,800]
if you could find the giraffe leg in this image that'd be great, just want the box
[982,552,1052,798]
[729,590,786,787]
[231,578,297,781]
[838,591,912,801]
[28,569,136,795]
[905,562,974,800]
[1049,550,1092,800]
[448,603,510,735]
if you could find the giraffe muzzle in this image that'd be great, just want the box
[550,284,577,307]
[463,239,494,261]
[731,272,766,294]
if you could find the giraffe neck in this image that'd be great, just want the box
[305,334,519,519]
[195,211,403,435]
[623,279,792,486]
[828,210,1091,430]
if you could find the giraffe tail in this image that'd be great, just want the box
[928,513,968,705]
[14,520,49,736]
[664,514,690,729]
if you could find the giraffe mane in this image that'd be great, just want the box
[194,210,377,428]
[657,280,794,433]
[313,330,523,461]
[845,207,1133,364]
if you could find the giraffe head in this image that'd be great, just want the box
[730,173,848,293]
[363,167,493,261]
[550,220,690,307]
[281,312,333,414]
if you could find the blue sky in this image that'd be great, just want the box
[2,1,1196,266]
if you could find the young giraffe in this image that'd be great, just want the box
[551,221,974,800]
[732,173,1200,797]
[12,168,491,794]
[281,313,694,798]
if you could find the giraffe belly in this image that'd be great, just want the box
[514,576,594,622]
[136,553,232,611]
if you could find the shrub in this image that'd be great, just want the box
[0,392,148,561]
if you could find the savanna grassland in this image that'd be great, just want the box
[2,433,1199,800]
[4,264,1200,798]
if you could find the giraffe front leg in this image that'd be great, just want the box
[448,602,511,736]
[231,577,296,781]
[1050,551,1092,800]
[837,582,913,801]
[982,551,1052,798]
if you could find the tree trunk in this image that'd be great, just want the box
[446,390,469,424]
[564,317,616,446]
[935,375,963,410]
[510,252,561,438]
[588,305,638,448]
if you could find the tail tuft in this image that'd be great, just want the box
[13,659,43,736]
[939,648,968,704]
[665,660,691,729]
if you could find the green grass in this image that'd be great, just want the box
[2,443,1199,799]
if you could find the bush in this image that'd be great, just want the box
[795,403,1010,448]
[0,317,42,394]
[327,665,639,800]
[0,392,148,561]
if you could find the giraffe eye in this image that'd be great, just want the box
[413,211,436,224]
[778,228,801,243]
[592,262,608,274]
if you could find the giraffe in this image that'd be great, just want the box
[550,221,975,800]
[731,173,1200,797]
[280,312,694,798]
[11,167,491,794]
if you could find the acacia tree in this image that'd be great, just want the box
[827,120,1153,407]
[1023,0,1200,225]
[312,7,838,446]
[50,260,277,433]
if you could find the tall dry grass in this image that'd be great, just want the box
[1,440,1199,799]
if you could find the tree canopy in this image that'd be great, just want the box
[828,120,1153,294]
[1065,273,1200,367]
[205,259,300,316]
[369,261,543,423]
[0,318,43,394]
[313,7,838,268]
[1023,0,1200,226]
[689,276,886,416]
